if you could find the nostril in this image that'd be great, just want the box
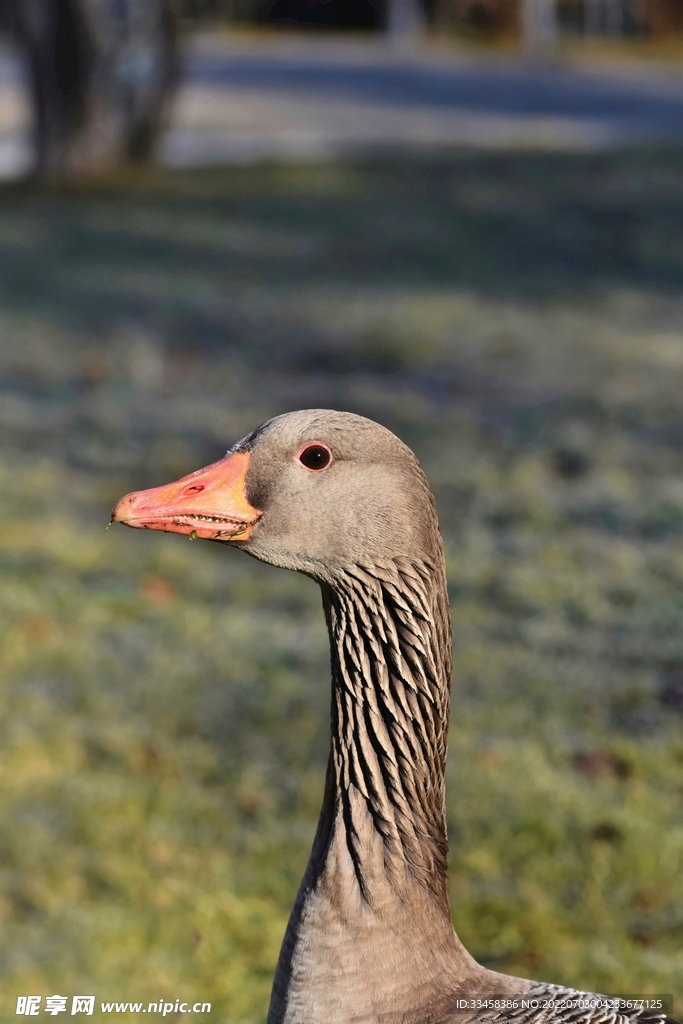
[185,485,204,494]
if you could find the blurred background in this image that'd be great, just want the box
[0,1,682,1021]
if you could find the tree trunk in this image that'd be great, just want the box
[7,0,178,178]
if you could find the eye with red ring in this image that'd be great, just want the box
[296,442,333,472]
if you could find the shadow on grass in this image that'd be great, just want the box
[2,149,683,339]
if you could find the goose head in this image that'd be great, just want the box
[112,409,441,584]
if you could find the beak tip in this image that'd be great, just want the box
[111,492,138,526]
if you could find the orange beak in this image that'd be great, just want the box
[111,451,261,542]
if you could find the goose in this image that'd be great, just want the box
[113,409,677,1024]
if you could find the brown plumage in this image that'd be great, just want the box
[113,409,679,1024]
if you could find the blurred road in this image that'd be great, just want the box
[2,31,683,176]
[166,34,683,165]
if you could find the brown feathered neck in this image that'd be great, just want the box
[322,554,453,905]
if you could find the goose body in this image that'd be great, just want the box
[113,410,678,1024]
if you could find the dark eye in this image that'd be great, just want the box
[298,443,332,472]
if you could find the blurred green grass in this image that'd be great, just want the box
[0,152,683,1020]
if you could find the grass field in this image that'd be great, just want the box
[0,151,682,1021]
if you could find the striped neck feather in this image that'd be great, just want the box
[323,555,452,905]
